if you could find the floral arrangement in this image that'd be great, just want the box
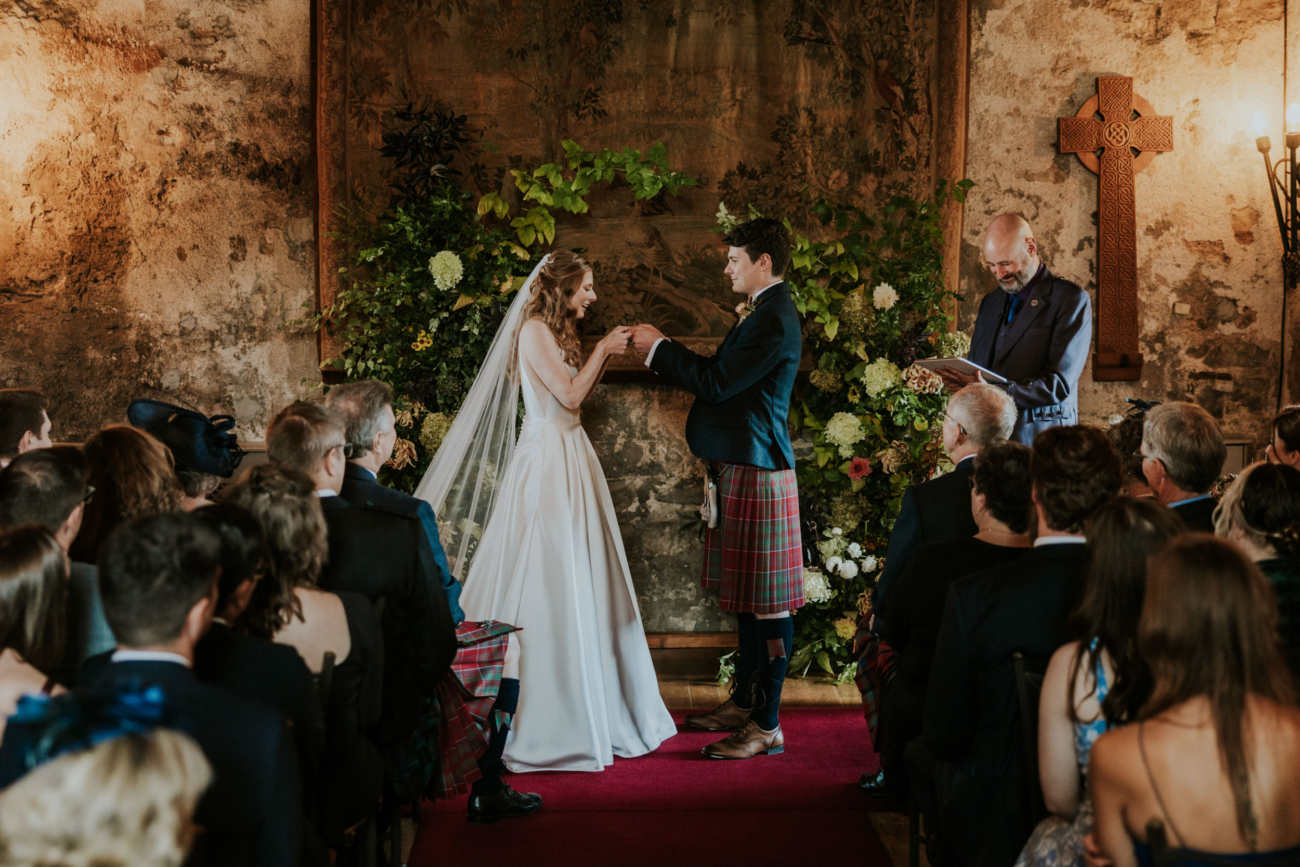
[731,179,974,681]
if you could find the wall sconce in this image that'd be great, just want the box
[1254,106,1300,290]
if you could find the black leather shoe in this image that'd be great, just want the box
[467,783,543,824]
[858,768,887,795]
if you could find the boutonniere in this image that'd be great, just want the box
[735,298,756,323]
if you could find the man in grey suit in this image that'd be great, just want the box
[939,214,1091,445]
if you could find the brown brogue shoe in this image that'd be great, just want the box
[702,720,784,759]
[684,699,752,732]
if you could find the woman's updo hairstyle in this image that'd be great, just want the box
[1214,460,1300,562]
[521,251,591,368]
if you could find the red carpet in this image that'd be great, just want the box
[408,707,890,866]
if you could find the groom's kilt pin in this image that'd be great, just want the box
[394,620,518,800]
[703,461,804,614]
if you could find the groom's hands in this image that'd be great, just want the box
[631,324,665,355]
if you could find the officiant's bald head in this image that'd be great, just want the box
[982,214,1041,294]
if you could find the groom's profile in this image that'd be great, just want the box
[632,216,804,759]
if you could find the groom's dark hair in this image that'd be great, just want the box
[723,218,791,277]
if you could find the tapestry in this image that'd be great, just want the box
[316,0,946,367]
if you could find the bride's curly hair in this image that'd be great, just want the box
[511,251,591,378]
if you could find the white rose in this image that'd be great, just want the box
[847,542,863,558]
[832,527,843,536]
[862,556,878,573]
[838,559,860,579]
[826,556,844,573]
[872,282,899,311]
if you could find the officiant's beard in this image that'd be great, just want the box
[997,261,1035,295]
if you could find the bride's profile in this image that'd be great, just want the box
[415,251,676,772]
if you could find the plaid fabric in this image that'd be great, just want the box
[766,638,787,661]
[852,617,898,749]
[702,462,804,614]
[391,620,518,800]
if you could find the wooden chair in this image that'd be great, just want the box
[908,792,941,867]
[1012,651,1047,829]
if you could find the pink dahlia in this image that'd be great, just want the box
[848,457,873,481]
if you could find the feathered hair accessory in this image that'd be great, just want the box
[10,680,177,773]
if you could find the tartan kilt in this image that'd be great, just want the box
[852,617,898,750]
[393,620,518,801]
[702,461,804,614]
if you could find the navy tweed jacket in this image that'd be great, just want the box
[650,282,802,471]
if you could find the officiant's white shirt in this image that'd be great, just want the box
[643,279,782,368]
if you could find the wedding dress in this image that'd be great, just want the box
[457,346,677,772]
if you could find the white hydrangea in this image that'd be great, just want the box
[862,555,879,573]
[872,282,899,310]
[428,250,464,291]
[861,359,903,399]
[803,568,833,604]
[824,413,866,459]
[838,559,860,579]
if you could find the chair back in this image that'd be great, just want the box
[1012,650,1047,828]
[317,650,337,711]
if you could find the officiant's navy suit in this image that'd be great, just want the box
[968,265,1091,445]
[650,281,801,470]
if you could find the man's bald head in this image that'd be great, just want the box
[982,213,1040,294]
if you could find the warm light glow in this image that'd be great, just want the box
[1287,103,1300,131]
[1254,111,1268,136]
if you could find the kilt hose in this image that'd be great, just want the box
[703,461,805,614]
[392,620,518,800]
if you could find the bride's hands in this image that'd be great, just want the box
[596,326,632,357]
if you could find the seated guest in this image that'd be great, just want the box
[0,450,114,683]
[909,424,1122,867]
[1214,461,1300,677]
[1265,404,1300,467]
[0,388,53,467]
[127,399,247,511]
[872,440,1034,797]
[1139,401,1226,533]
[1105,407,1155,499]
[0,526,68,741]
[225,466,386,842]
[69,425,183,563]
[1017,498,1183,867]
[0,727,210,867]
[872,382,1017,629]
[1089,536,1300,864]
[0,512,304,866]
[267,401,537,821]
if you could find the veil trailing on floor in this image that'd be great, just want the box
[412,254,550,579]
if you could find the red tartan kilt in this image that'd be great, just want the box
[430,620,517,799]
[702,462,804,614]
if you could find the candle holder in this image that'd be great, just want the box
[1256,110,1300,290]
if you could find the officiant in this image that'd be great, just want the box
[937,214,1091,445]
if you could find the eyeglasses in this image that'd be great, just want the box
[945,413,968,436]
[967,476,980,493]
[80,485,96,505]
[325,443,358,459]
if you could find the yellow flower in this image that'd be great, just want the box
[386,437,417,470]
[833,617,857,641]
[411,330,434,351]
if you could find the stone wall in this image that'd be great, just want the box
[961,0,1290,442]
[0,0,319,441]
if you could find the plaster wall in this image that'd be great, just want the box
[0,0,319,440]
[963,0,1289,442]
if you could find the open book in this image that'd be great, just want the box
[912,357,1008,385]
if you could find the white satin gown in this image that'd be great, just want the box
[459,349,677,772]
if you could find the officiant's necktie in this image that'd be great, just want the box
[1006,294,1024,324]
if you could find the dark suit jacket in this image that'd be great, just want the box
[650,282,802,470]
[871,457,978,630]
[317,495,457,750]
[340,463,465,625]
[923,542,1090,867]
[1171,495,1217,534]
[0,660,303,867]
[968,266,1092,445]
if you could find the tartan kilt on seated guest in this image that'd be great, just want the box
[703,461,804,614]
[391,620,519,800]
[852,618,899,751]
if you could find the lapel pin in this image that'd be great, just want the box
[1031,299,1039,307]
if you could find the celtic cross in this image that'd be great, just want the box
[1059,77,1174,382]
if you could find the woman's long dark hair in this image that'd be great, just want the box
[1139,535,1297,849]
[0,525,69,673]
[1068,497,1184,726]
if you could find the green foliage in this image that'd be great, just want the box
[314,115,696,493]
[720,178,975,681]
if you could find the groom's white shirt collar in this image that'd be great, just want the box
[644,279,783,368]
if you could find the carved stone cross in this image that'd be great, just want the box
[1059,77,1174,382]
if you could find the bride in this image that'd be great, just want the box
[415,251,676,772]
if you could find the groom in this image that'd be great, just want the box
[631,217,804,759]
